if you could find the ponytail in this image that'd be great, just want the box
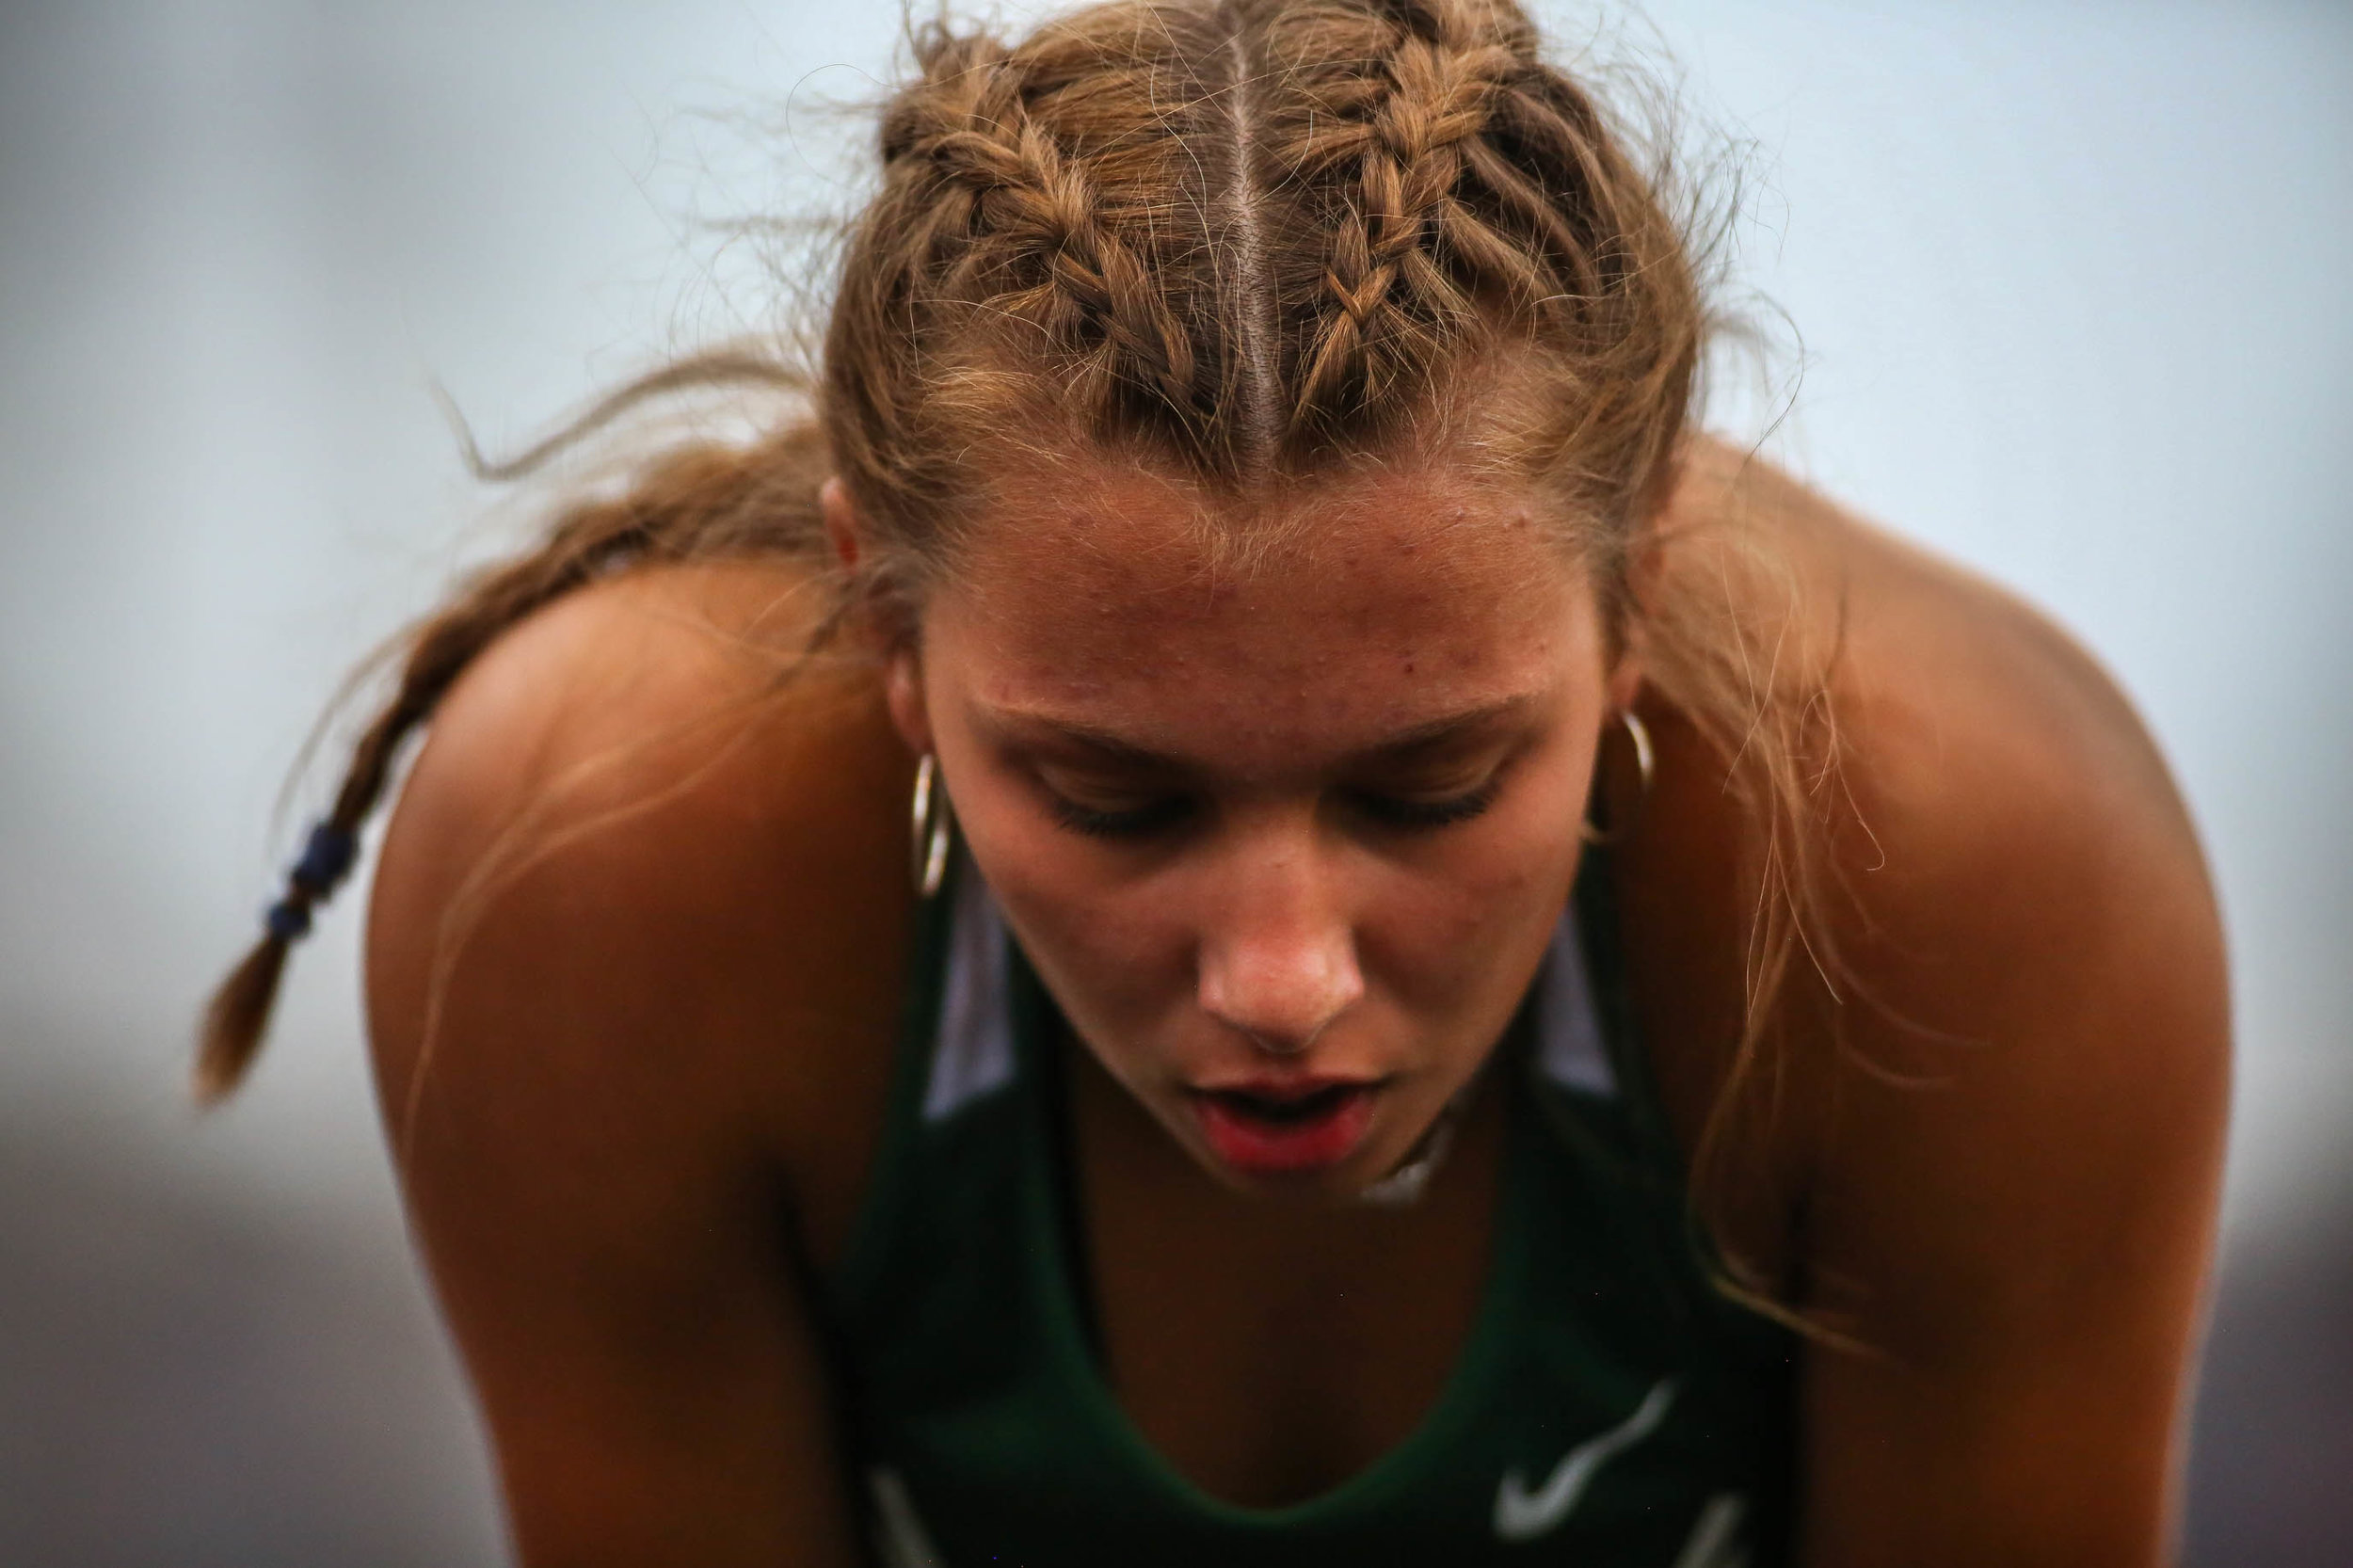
[196,409,834,1101]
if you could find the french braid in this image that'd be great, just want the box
[204,0,1715,1086]
[208,6,1828,1323]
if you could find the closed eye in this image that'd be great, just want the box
[1344,780,1500,831]
[1044,791,1195,840]
[1045,783,1500,841]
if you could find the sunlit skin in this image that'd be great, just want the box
[839,459,1639,1201]
[367,440,2227,1564]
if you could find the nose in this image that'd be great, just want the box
[1194,825,1364,1056]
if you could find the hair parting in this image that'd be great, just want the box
[199,0,1844,1318]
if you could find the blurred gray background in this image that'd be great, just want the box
[1,1,2345,1562]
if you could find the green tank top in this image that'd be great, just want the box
[821,852,1796,1566]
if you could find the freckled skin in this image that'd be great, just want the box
[884,459,1620,1200]
[370,441,2227,1560]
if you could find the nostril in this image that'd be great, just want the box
[1193,848,1365,1051]
[1197,946,1362,1056]
[1234,1021,1319,1058]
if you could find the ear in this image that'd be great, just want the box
[882,646,931,757]
[820,476,862,572]
[826,480,935,755]
[1605,648,1643,715]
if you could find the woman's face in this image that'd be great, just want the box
[868,456,1628,1200]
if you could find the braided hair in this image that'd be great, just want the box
[824,0,1699,562]
[203,5,1833,1298]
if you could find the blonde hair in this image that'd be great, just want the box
[200,0,1841,1301]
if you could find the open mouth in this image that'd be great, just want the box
[1192,1081,1379,1175]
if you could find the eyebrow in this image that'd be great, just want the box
[979,693,1542,772]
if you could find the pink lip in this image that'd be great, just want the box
[1191,1080,1379,1175]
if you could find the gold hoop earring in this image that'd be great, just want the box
[1579,709,1656,847]
[910,753,952,898]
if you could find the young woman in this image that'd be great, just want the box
[201,2,2228,1562]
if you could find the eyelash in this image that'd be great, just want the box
[1046,793,1195,840]
[1043,781,1501,840]
[1350,780,1501,831]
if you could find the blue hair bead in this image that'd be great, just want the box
[264,898,313,942]
[287,820,358,898]
[259,818,355,943]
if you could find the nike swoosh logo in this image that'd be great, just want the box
[1492,1379,1678,1542]
[1671,1493,1749,1568]
[868,1467,945,1568]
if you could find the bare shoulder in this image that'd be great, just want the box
[1677,449,2231,1544]
[1657,449,2232,1557]
[1747,448,2226,1080]
[365,559,914,1265]
[1641,443,2231,1556]
[1668,440,2221,1014]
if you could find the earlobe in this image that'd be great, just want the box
[826,476,931,753]
[1606,652,1644,715]
[883,649,932,757]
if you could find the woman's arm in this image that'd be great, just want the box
[1795,586,2230,1565]
[365,567,910,1566]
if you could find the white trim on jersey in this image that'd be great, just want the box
[921,864,1016,1122]
[1535,907,1618,1098]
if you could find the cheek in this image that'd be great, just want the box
[990,853,1182,999]
[1355,739,1599,1014]
[984,865,1203,1099]
[1361,835,1568,1006]
[933,755,1193,1037]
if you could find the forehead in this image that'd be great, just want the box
[928,458,1597,754]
